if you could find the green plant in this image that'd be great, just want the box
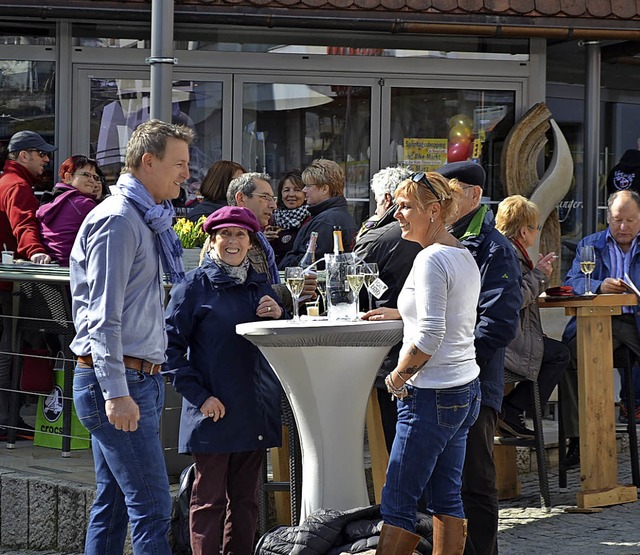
[173,216,207,249]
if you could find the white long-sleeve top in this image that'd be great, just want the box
[397,243,481,389]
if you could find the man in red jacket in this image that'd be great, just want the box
[0,130,56,441]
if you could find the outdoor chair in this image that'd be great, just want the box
[495,369,551,509]
[258,394,302,534]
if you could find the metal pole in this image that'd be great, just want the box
[583,40,600,236]
[148,0,176,123]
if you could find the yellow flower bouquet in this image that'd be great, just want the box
[173,216,207,249]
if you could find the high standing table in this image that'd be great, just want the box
[539,293,638,508]
[236,318,403,523]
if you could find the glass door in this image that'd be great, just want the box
[74,67,231,211]
[234,75,380,225]
[380,78,525,203]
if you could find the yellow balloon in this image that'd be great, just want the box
[449,114,473,129]
[449,123,473,141]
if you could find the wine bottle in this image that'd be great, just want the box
[300,231,318,269]
[332,226,344,255]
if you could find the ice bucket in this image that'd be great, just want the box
[325,253,356,321]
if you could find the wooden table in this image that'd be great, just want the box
[539,293,638,508]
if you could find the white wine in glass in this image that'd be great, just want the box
[284,266,304,322]
[580,246,596,295]
[362,262,379,311]
[346,264,365,316]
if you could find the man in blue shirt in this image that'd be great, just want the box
[561,189,640,467]
[70,119,194,554]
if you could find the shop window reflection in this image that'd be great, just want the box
[389,88,515,203]
[88,78,223,210]
[0,60,55,190]
[242,82,371,224]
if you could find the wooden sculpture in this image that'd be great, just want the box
[501,102,574,286]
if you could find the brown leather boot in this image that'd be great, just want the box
[375,523,421,555]
[431,514,468,555]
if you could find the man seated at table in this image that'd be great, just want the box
[560,189,640,468]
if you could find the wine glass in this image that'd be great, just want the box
[316,270,328,314]
[362,262,379,311]
[284,266,305,323]
[346,263,365,316]
[580,246,596,295]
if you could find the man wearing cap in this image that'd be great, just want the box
[439,161,522,555]
[70,120,193,554]
[0,130,55,441]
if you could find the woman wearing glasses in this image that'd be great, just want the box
[364,172,481,555]
[36,155,102,266]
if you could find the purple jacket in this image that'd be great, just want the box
[36,183,97,266]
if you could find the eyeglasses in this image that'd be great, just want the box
[26,149,49,159]
[76,171,102,183]
[527,224,542,231]
[410,172,442,203]
[249,192,278,203]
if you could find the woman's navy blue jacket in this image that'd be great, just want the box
[164,256,283,454]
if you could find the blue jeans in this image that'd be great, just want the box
[73,366,172,555]
[381,378,481,532]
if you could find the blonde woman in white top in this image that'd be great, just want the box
[364,172,481,555]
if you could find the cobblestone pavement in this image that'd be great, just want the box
[4,454,640,554]
[498,449,640,555]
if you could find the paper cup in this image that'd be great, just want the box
[1,251,13,264]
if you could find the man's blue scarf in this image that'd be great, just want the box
[112,174,185,283]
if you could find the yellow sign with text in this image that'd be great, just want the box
[403,138,448,172]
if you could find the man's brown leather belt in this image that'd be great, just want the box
[77,354,162,375]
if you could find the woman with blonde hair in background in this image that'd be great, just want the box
[494,195,569,440]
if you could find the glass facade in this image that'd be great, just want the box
[241,82,371,222]
[89,77,223,198]
[388,88,516,203]
[0,60,56,190]
[547,39,640,273]
[0,22,534,227]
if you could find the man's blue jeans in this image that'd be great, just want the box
[381,378,481,532]
[73,365,172,555]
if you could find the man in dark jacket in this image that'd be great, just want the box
[439,161,522,555]
[353,165,418,451]
[0,130,56,442]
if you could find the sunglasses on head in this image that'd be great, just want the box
[410,172,442,203]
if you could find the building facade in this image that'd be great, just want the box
[0,1,639,267]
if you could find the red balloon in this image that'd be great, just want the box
[451,135,471,148]
[447,142,470,163]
